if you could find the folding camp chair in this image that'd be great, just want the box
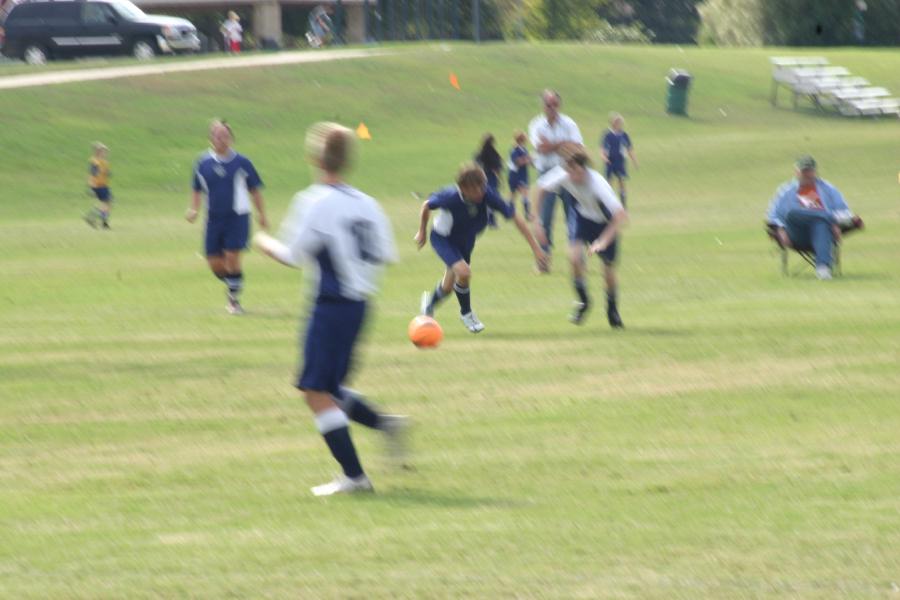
[765,216,864,276]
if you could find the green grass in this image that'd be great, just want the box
[1,43,899,598]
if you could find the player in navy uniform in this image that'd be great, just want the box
[507,130,533,220]
[186,120,268,315]
[254,122,403,496]
[600,112,638,205]
[415,163,547,333]
[534,146,628,328]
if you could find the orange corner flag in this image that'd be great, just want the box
[449,72,460,90]
[356,122,371,140]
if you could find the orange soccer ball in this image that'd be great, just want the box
[408,315,443,349]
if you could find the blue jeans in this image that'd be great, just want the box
[539,186,575,254]
[785,209,835,267]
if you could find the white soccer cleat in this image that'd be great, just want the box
[311,474,374,497]
[815,265,833,281]
[379,414,410,467]
[460,311,485,333]
[226,297,244,315]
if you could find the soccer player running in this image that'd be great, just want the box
[254,122,404,497]
[416,163,547,333]
[533,145,628,328]
[600,112,638,205]
[186,120,268,315]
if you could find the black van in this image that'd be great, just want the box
[0,0,200,64]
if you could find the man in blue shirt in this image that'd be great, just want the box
[767,155,856,280]
[186,120,268,314]
[414,163,547,333]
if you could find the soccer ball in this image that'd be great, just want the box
[408,315,443,349]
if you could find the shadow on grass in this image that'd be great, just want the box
[357,487,530,510]
[482,325,692,341]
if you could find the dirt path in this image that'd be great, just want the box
[0,48,391,91]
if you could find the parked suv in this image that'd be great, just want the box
[0,0,200,64]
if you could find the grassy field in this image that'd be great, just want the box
[1,43,899,598]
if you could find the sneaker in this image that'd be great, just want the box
[101,222,110,230]
[379,414,410,467]
[460,311,485,333]
[226,298,244,315]
[607,306,624,329]
[815,265,832,280]
[569,301,590,325]
[420,291,433,317]
[311,474,374,497]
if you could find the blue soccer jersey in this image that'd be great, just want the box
[192,150,263,217]
[427,185,515,248]
[508,145,530,185]
[601,130,631,163]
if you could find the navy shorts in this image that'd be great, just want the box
[508,174,528,191]
[574,213,618,265]
[430,231,473,267]
[606,162,627,179]
[297,299,367,394]
[92,187,112,202]
[205,213,249,256]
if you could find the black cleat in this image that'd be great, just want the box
[607,306,624,329]
[569,301,590,325]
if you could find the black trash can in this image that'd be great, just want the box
[666,69,692,116]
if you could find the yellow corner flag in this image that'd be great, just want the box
[449,72,460,90]
[356,122,371,140]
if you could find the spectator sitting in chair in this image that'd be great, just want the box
[767,155,859,280]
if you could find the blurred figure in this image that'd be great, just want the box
[474,133,502,228]
[767,155,856,280]
[600,112,638,206]
[853,0,867,45]
[534,146,627,328]
[254,122,403,496]
[507,130,534,221]
[186,120,268,314]
[83,142,112,230]
[306,4,334,48]
[221,11,242,53]
[528,89,583,270]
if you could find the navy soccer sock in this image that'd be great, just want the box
[574,277,590,306]
[315,408,364,479]
[606,288,618,310]
[224,272,243,300]
[454,282,472,314]
[334,387,382,430]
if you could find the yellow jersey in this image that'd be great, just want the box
[88,157,110,188]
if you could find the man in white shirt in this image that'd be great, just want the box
[535,146,628,328]
[528,89,583,270]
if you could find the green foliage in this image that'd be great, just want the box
[524,0,606,40]
[583,19,654,44]
[601,0,703,43]
[697,0,765,46]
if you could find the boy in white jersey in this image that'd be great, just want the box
[534,145,628,328]
[254,122,404,496]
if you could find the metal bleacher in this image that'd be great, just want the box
[770,56,900,118]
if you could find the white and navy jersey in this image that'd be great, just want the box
[528,113,583,172]
[537,166,624,224]
[280,183,397,302]
[192,150,263,217]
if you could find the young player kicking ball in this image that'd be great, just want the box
[415,163,547,332]
[533,146,628,328]
[254,122,405,497]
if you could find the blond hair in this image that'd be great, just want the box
[306,122,355,174]
[92,141,108,153]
